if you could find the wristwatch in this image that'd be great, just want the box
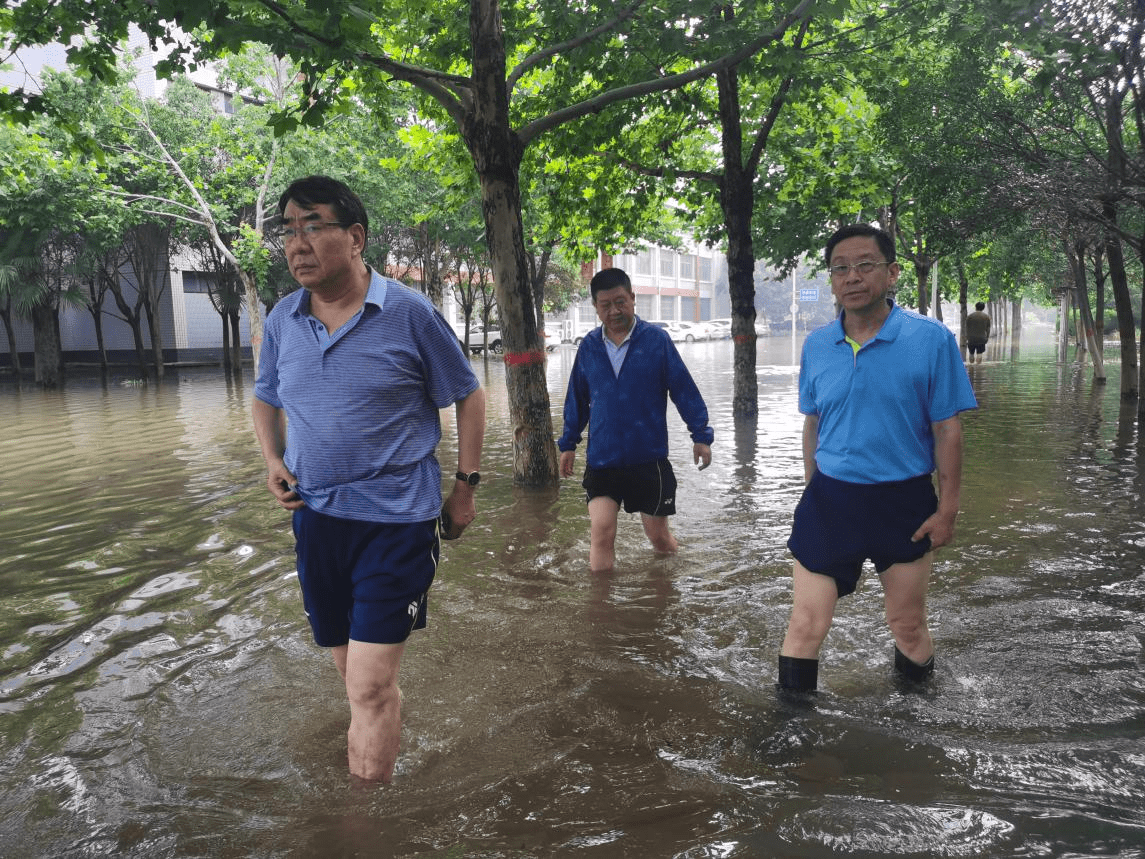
[455,470,481,486]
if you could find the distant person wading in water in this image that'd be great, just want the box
[965,301,991,363]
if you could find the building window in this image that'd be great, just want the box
[681,296,698,320]
[680,253,695,280]
[635,294,655,319]
[659,251,675,278]
[578,303,597,323]
[699,256,713,282]
[660,295,675,320]
[182,271,217,294]
[633,249,652,276]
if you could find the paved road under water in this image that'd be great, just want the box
[1,332,1143,858]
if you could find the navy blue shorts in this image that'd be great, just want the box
[786,471,936,597]
[967,341,986,355]
[291,507,439,647]
[583,459,677,517]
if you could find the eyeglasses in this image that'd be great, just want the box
[273,222,349,241]
[828,260,890,278]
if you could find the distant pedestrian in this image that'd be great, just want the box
[557,267,713,573]
[965,302,991,363]
[778,224,977,694]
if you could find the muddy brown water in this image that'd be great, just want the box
[1,332,1143,858]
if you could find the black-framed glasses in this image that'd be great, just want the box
[273,221,349,241]
[828,260,890,278]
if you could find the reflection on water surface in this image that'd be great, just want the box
[1,335,1143,858]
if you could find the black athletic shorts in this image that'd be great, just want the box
[582,458,677,517]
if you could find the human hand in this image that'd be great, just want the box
[912,510,955,549]
[693,443,712,471]
[440,486,476,540]
[559,449,576,478]
[266,460,305,511]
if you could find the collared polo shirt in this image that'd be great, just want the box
[798,300,977,484]
[602,320,635,376]
[254,270,480,523]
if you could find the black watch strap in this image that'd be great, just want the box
[456,470,481,486]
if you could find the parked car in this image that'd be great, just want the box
[466,325,503,354]
[707,318,732,339]
[648,320,687,342]
[674,321,712,342]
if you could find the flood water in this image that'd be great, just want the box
[2,333,1144,858]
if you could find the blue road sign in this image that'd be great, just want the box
[799,288,819,302]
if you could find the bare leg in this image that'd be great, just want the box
[780,561,840,659]
[641,513,678,556]
[588,496,620,573]
[336,639,406,782]
[880,554,933,664]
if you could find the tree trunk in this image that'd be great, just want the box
[914,258,931,316]
[240,269,264,373]
[144,295,164,381]
[1,306,22,376]
[229,311,242,377]
[956,259,969,359]
[717,64,758,418]
[1092,247,1106,355]
[93,308,109,376]
[1010,296,1022,362]
[31,300,63,388]
[1057,291,1070,363]
[1068,241,1105,382]
[221,312,233,372]
[932,263,942,322]
[466,0,558,486]
[1102,203,1138,400]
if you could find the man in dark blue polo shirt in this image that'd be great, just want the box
[778,224,977,694]
[253,175,485,782]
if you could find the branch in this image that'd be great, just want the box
[251,0,471,119]
[105,190,204,220]
[517,0,816,145]
[604,150,719,184]
[507,0,647,94]
[744,17,809,177]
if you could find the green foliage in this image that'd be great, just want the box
[234,222,270,290]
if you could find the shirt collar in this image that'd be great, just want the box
[292,265,387,317]
[832,298,901,344]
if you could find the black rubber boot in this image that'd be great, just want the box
[894,646,935,682]
[777,655,819,693]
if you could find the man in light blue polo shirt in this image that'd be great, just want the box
[252,176,485,782]
[778,223,977,694]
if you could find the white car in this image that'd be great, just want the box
[648,320,688,342]
[465,325,503,354]
[707,319,732,339]
[674,321,712,342]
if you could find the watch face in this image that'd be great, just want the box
[467,472,481,486]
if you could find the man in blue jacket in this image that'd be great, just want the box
[558,267,713,573]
